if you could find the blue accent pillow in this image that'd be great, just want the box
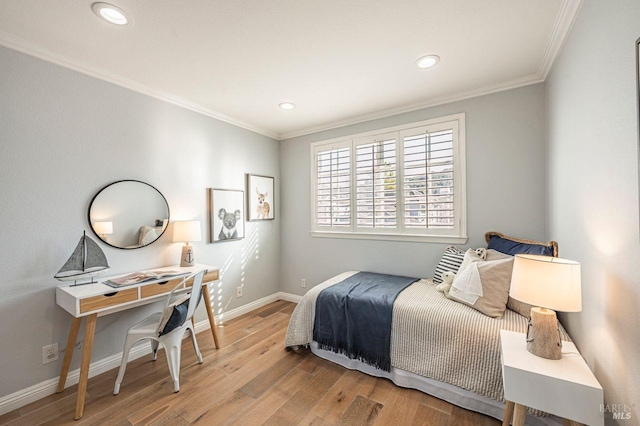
[487,233,556,257]
[159,299,189,336]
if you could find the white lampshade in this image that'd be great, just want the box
[510,254,582,312]
[93,221,113,235]
[172,220,202,243]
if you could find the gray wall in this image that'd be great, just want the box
[280,84,547,295]
[0,46,280,397]
[546,1,640,422]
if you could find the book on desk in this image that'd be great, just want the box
[104,269,188,288]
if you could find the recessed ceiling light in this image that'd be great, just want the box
[279,102,296,110]
[415,55,440,69]
[92,3,131,26]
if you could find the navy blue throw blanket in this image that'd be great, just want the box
[313,272,418,372]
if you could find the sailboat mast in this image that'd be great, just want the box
[82,231,86,272]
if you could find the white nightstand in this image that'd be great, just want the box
[500,330,604,426]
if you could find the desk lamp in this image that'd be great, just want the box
[93,221,113,242]
[172,220,202,267]
[510,254,581,360]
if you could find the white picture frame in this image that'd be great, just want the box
[247,174,275,221]
[209,188,245,243]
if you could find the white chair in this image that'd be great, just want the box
[113,270,205,395]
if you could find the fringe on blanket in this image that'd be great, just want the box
[315,338,392,372]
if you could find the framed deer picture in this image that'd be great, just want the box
[246,174,275,221]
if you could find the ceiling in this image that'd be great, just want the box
[0,0,582,140]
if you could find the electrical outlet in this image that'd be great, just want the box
[43,343,59,364]
[301,279,306,288]
[236,286,243,298]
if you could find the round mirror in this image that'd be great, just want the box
[88,180,170,250]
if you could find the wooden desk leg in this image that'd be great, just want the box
[502,400,515,426]
[201,283,220,348]
[57,317,81,393]
[512,404,527,426]
[75,314,97,420]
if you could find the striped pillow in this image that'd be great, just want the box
[432,246,465,284]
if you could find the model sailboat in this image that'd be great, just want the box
[54,231,110,285]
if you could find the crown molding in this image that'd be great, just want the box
[278,0,583,141]
[278,73,543,140]
[0,0,582,142]
[537,0,583,79]
[0,31,279,140]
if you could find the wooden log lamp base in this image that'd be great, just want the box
[526,307,562,360]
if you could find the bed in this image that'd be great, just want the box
[285,269,570,425]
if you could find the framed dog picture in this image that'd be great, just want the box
[247,174,275,221]
[209,188,245,242]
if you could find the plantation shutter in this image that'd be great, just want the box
[315,145,351,228]
[402,127,455,230]
[355,135,397,229]
[311,114,466,240]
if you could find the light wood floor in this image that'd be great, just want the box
[0,300,500,426]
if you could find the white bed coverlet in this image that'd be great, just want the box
[284,271,570,404]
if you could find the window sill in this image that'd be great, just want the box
[310,231,468,244]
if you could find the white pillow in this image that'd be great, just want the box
[139,226,159,246]
[456,248,511,273]
[447,249,514,318]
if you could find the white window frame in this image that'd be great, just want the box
[310,113,467,244]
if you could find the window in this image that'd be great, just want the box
[311,113,466,243]
[315,143,351,228]
[355,133,397,231]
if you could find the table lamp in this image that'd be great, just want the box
[510,254,581,360]
[172,220,202,267]
[93,221,113,242]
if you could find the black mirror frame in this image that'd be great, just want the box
[88,179,170,250]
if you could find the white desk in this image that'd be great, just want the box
[55,264,220,420]
[500,330,603,426]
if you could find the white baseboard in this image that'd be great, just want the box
[0,292,300,416]
[276,291,303,303]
